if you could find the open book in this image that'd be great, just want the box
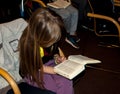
[47,0,71,9]
[54,55,101,79]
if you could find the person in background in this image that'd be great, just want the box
[19,8,74,94]
[71,0,88,25]
[45,0,80,49]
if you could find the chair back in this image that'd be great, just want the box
[0,68,21,94]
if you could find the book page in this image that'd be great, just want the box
[47,0,71,9]
[54,60,85,79]
[68,55,101,65]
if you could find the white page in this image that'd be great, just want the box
[47,0,71,9]
[68,55,101,65]
[54,60,85,79]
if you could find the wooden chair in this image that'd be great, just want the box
[86,0,120,47]
[20,0,47,19]
[0,68,21,94]
[0,67,56,94]
[114,0,120,7]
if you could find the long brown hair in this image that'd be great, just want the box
[19,8,64,89]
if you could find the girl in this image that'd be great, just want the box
[19,8,74,94]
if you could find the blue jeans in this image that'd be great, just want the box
[48,5,78,35]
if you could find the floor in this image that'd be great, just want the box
[59,25,120,94]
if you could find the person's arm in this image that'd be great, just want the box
[43,65,56,74]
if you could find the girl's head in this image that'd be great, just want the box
[28,8,62,47]
[19,8,64,89]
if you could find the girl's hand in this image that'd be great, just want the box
[54,54,66,64]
